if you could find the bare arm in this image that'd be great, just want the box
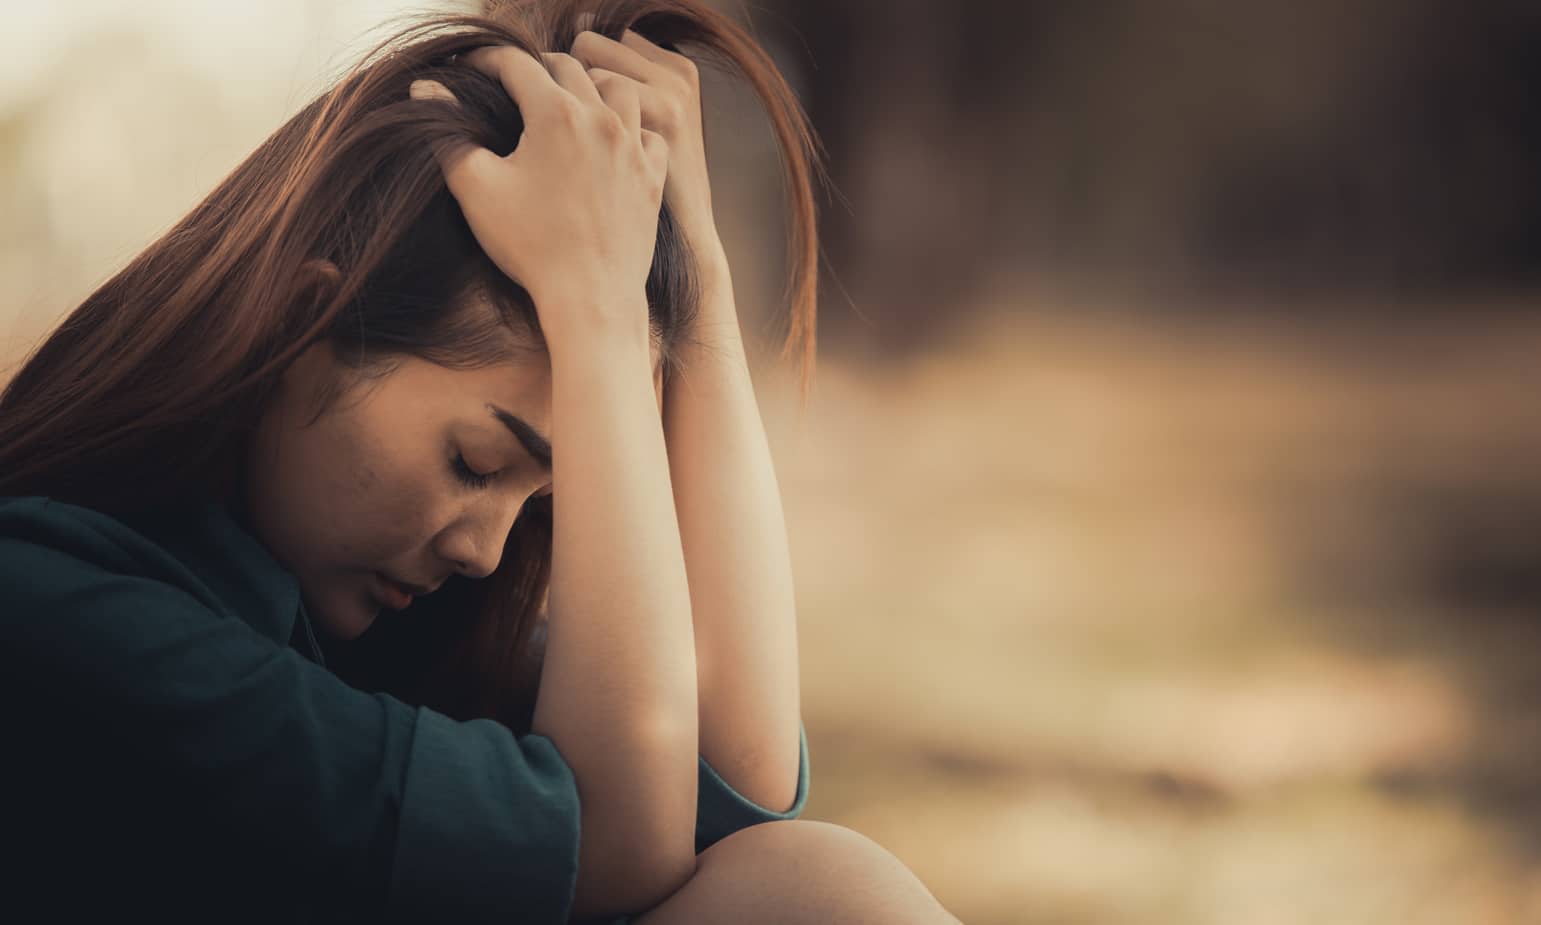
[562,24,806,812]
[531,315,699,920]
[414,45,702,918]
[662,248,803,812]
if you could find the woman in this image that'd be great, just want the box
[0,0,960,922]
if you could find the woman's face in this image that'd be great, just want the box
[243,335,663,641]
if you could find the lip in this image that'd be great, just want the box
[374,573,416,610]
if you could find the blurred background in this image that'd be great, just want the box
[5,1,1541,921]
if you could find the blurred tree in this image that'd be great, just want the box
[747,0,1541,351]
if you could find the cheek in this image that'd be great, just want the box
[331,464,436,561]
[278,422,424,562]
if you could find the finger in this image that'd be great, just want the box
[619,28,679,67]
[408,81,503,202]
[571,28,661,83]
[409,78,456,103]
[589,65,675,137]
[542,52,601,104]
[587,68,642,136]
[459,44,564,116]
[640,128,669,183]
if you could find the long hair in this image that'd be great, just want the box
[0,0,824,734]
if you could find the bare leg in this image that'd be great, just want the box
[633,820,963,924]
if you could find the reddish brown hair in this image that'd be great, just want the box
[0,0,824,733]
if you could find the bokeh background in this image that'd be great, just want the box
[6,1,1541,922]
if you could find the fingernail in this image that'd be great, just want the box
[410,79,451,101]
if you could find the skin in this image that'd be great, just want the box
[563,30,960,920]
[236,27,958,922]
[563,25,807,813]
[638,821,964,925]
[238,320,964,925]
[240,323,663,643]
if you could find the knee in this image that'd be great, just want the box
[702,819,883,871]
[688,820,957,923]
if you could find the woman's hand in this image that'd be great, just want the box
[410,46,668,347]
[569,23,724,263]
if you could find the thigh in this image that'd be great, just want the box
[632,820,960,925]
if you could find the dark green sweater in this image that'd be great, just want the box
[0,495,808,923]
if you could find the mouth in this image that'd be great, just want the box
[374,572,419,610]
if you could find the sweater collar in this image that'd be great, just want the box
[126,497,326,666]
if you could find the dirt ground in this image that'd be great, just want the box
[758,293,1541,924]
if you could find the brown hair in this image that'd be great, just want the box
[0,0,824,734]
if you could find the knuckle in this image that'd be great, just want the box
[596,110,625,140]
[659,98,686,130]
[669,54,700,84]
[548,96,582,127]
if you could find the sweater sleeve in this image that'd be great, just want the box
[0,528,584,924]
[694,721,811,853]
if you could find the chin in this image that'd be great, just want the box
[325,614,376,642]
[305,588,379,642]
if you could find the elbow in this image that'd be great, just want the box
[572,828,695,919]
[633,841,698,909]
[629,771,700,906]
[625,765,701,909]
[570,726,700,916]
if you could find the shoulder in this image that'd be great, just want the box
[0,494,230,615]
[0,495,178,577]
[0,494,147,554]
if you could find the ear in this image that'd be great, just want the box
[292,258,343,313]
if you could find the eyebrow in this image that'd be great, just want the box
[487,404,553,472]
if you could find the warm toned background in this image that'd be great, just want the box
[6,2,1541,922]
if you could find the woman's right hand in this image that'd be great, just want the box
[410,46,668,348]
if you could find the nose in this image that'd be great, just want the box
[445,538,500,581]
[435,495,528,580]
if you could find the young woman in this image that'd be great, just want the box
[0,1,960,922]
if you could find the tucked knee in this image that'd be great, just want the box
[707,820,884,871]
[685,820,956,923]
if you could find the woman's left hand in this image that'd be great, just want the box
[570,22,724,262]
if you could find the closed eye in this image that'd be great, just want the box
[451,453,495,490]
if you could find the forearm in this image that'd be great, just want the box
[529,313,699,914]
[663,249,803,812]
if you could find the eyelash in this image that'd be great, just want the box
[452,453,554,500]
[451,453,495,490]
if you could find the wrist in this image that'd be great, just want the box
[548,341,658,411]
[533,291,652,353]
[691,240,730,287]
